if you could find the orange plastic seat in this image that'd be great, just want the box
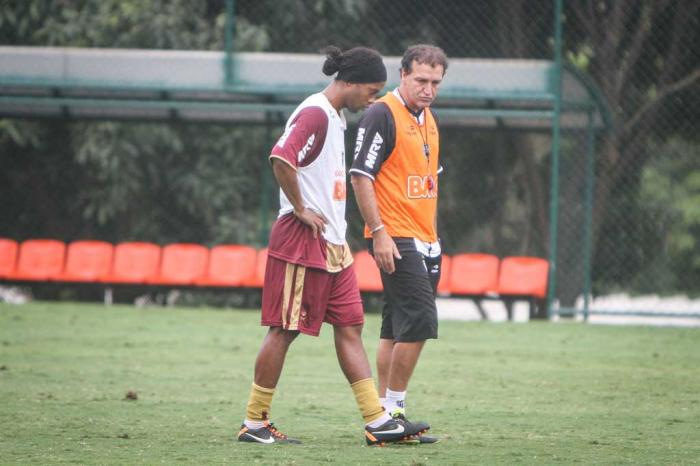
[148,243,209,286]
[353,250,383,293]
[195,244,257,287]
[0,238,19,278]
[101,242,161,284]
[436,254,451,295]
[245,248,268,288]
[497,256,549,299]
[9,239,66,281]
[53,240,114,283]
[448,253,499,295]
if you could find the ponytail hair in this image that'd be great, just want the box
[322,46,344,76]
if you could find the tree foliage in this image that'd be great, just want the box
[1,0,221,49]
[566,0,700,296]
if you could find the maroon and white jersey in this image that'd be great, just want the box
[267,92,353,272]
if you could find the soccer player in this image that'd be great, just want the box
[237,46,427,446]
[350,44,448,442]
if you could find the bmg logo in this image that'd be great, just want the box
[406,175,437,199]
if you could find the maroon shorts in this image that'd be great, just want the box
[261,256,364,336]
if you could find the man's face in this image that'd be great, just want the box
[399,61,444,111]
[346,81,385,113]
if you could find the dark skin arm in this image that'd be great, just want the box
[272,159,327,238]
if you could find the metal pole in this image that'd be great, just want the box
[582,110,596,322]
[260,111,273,245]
[224,0,235,88]
[546,0,564,319]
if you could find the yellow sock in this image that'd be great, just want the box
[245,383,275,421]
[350,378,385,424]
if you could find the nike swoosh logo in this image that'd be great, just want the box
[373,424,405,435]
[244,433,275,444]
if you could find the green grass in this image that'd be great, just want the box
[1,302,699,465]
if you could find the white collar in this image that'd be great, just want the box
[318,92,347,130]
[392,88,425,124]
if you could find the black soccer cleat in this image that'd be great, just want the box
[398,434,440,444]
[391,412,431,434]
[364,416,424,446]
[237,422,302,445]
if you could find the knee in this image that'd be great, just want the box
[267,327,299,345]
[335,324,364,341]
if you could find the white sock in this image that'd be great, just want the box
[384,388,406,415]
[366,412,392,428]
[244,419,265,429]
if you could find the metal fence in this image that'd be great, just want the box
[228,0,700,318]
[231,0,553,58]
[230,0,580,316]
[559,1,700,318]
[1,0,698,318]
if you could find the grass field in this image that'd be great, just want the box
[1,302,699,465]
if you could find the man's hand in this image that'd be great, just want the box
[294,207,328,239]
[372,228,401,273]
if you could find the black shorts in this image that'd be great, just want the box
[369,238,441,342]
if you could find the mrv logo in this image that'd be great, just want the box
[364,132,383,169]
[353,128,365,160]
[297,134,315,163]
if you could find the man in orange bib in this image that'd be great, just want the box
[350,44,448,442]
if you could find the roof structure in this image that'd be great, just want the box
[0,46,610,130]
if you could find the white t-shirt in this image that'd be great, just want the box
[269,92,348,245]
